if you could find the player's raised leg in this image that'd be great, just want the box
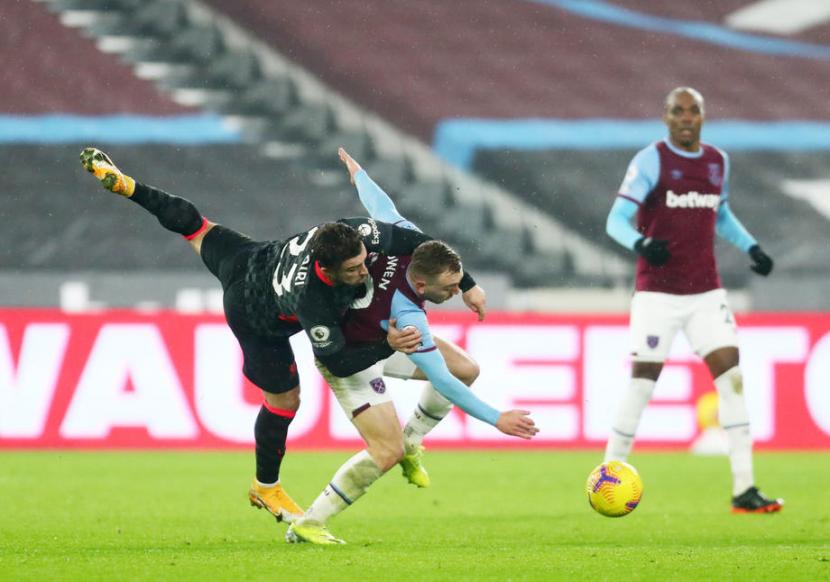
[81,147,306,523]
[80,147,214,253]
[287,401,403,545]
[399,336,480,487]
[80,147,136,196]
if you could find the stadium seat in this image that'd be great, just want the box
[126,22,225,64]
[85,0,188,39]
[270,104,336,142]
[364,157,415,197]
[130,0,189,39]
[159,48,261,91]
[396,180,452,223]
[437,197,487,247]
[316,132,375,170]
[45,0,137,12]
[211,77,299,117]
[475,205,525,269]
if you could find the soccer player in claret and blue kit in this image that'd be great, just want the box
[283,149,538,545]
[79,147,487,525]
[602,87,782,513]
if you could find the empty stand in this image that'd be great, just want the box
[199,0,830,140]
[29,0,626,289]
[0,0,189,115]
[11,0,829,308]
[473,147,830,288]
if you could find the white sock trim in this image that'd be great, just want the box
[404,383,452,447]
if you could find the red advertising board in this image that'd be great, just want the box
[1,309,828,449]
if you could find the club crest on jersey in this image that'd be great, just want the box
[310,326,331,343]
[708,163,723,187]
[370,377,386,394]
[670,169,683,180]
[646,335,659,349]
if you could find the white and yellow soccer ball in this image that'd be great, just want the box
[586,461,643,517]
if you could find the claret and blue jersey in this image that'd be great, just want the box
[607,138,758,294]
[341,169,501,426]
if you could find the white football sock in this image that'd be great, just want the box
[302,450,383,525]
[714,366,754,496]
[604,377,656,462]
[403,383,452,450]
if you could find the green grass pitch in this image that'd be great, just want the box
[1,450,828,581]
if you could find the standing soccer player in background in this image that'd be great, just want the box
[603,87,782,513]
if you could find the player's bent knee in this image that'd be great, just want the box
[704,346,740,379]
[188,221,217,255]
[714,367,748,427]
[461,360,480,386]
[263,386,301,412]
[367,440,405,472]
[631,361,663,381]
[451,358,480,386]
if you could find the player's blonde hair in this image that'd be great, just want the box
[410,240,462,281]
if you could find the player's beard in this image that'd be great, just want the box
[676,126,700,149]
[423,290,451,304]
[331,271,368,287]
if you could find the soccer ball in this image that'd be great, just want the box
[586,461,643,517]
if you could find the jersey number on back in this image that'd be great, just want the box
[273,227,318,297]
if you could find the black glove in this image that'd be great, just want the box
[634,237,670,266]
[748,244,773,276]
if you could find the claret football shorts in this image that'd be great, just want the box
[629,288,738,362]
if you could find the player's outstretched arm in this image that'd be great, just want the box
[399,311,536,439]
[496,410,539,440]
[338,148,483,307]
[410,347,537,439]
[339,146,362,185]
[339,147,416,229]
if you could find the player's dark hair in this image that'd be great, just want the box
[310,223,364,268]
[410,240,462,280]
